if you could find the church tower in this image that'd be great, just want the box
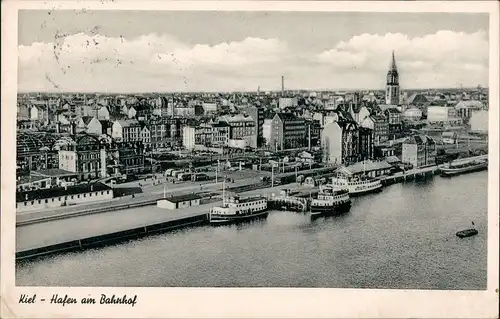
[385,51,400,105]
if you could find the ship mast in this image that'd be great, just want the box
[222,178,226,206]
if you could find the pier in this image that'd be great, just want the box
[16,213,209,261]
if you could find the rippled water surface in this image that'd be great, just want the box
[17,172,488,289]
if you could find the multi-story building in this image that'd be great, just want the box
[305,119,321,149]
[16,132,59,173]
[270,113,307,151]
[211,121,230,146]
[220,114,256,149]
[262,119,273,146]
[361,115,389,146]
[58,134,106,180]
[358,127,374,160]
[182,126,196,151]
[108,141,145,175]
[241,105,264,147]
[321,121,343,165]
[384,108,402,125]
[111,119,141,142]
[402,134,436,168]
[140,124,151,149]
[195,123,214,146]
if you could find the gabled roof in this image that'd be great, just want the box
[407,134,435,145]
[455,100,483,109]
[81,116,94,125]
[337,160,392,176]
[385,108,401,114]
[276,112,298,122]
[115,119,140,127]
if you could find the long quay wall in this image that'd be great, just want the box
[16,213,208,261]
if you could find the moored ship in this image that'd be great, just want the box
[310,183,351,217]
[440,159,488,177]
[209,186,268,225]
[330,175,382,196]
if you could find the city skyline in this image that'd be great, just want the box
[18,11,489,93]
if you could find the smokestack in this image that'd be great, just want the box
[281,76,284,94]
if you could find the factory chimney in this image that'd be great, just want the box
[281,76,284,95]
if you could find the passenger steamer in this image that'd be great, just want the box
[330,175,382,196]
[440,159,488,177]
[209,182,268,225]
[310,183,351,217]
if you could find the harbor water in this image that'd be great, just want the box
[16,171,488,289]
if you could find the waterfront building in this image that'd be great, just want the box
[58,134,106,181]
[402,135,437,168]
[336,160,392,179]
[469,110,488,133]
[111,119,141,142]
[385,51,400,105]
[16,182,113,213]
[270,112,307,151]
[157,194,202,210]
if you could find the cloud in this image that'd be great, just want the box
[18,30,488,92]
[316,30,489,87]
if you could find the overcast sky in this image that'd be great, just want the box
[18,11,489,93]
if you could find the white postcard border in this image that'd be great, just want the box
[1,1,499,318]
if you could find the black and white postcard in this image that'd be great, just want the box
[1,1,499,318]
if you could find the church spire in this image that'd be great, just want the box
[390,50,397,71]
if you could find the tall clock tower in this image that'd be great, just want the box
[385,51,400,105]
